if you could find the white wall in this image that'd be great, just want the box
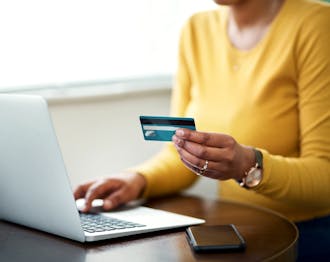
[48,88,217,198]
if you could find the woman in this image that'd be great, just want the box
[74,0,330,260]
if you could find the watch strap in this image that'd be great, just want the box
[254,148,263,169]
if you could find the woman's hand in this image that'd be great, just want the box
[74,172,146,212]
[172,128,255,181]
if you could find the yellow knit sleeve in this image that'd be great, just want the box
[131,144,198,198]
[255,8,330,208]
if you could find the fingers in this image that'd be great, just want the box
[176,144,229,177]
[82,179,122,212]
[74,181,94,200]
[175,128,234,148]
[173,129,236,169]
[75,173,145,212]
[103,187,131,211]
[173,129,240,180]
[173,136,230,162]
[180,157,222,180]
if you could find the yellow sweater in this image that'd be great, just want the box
[132,0,330,222]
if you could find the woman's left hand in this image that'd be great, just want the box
[172,128,255,181]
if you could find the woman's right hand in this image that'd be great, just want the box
[74,172,146,212]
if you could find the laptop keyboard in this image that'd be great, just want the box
[80,213,146,233]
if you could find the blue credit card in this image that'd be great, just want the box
[140,116,196,141]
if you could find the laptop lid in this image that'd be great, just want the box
[0,94,204,242]
[0,94,85,242]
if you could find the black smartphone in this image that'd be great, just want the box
[186,224,246,253]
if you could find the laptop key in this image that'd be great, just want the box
[80,213,145,233]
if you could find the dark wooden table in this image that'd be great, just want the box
[0,194,298,262]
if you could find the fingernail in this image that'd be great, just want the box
[104,200,113,210]
[175,138,184,148]
[176,129,184,137]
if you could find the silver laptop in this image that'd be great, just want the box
[0,94,204,242]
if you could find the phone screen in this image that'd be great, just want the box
[186,224,246,252]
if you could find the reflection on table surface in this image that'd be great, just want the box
[0,221,86,262]
[0,194,298,262]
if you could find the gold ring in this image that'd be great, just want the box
[199,160,208,175]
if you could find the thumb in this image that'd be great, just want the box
[103,199,114,210]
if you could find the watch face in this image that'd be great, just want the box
[245,168,262,188]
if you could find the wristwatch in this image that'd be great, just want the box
[239,149,263,188]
